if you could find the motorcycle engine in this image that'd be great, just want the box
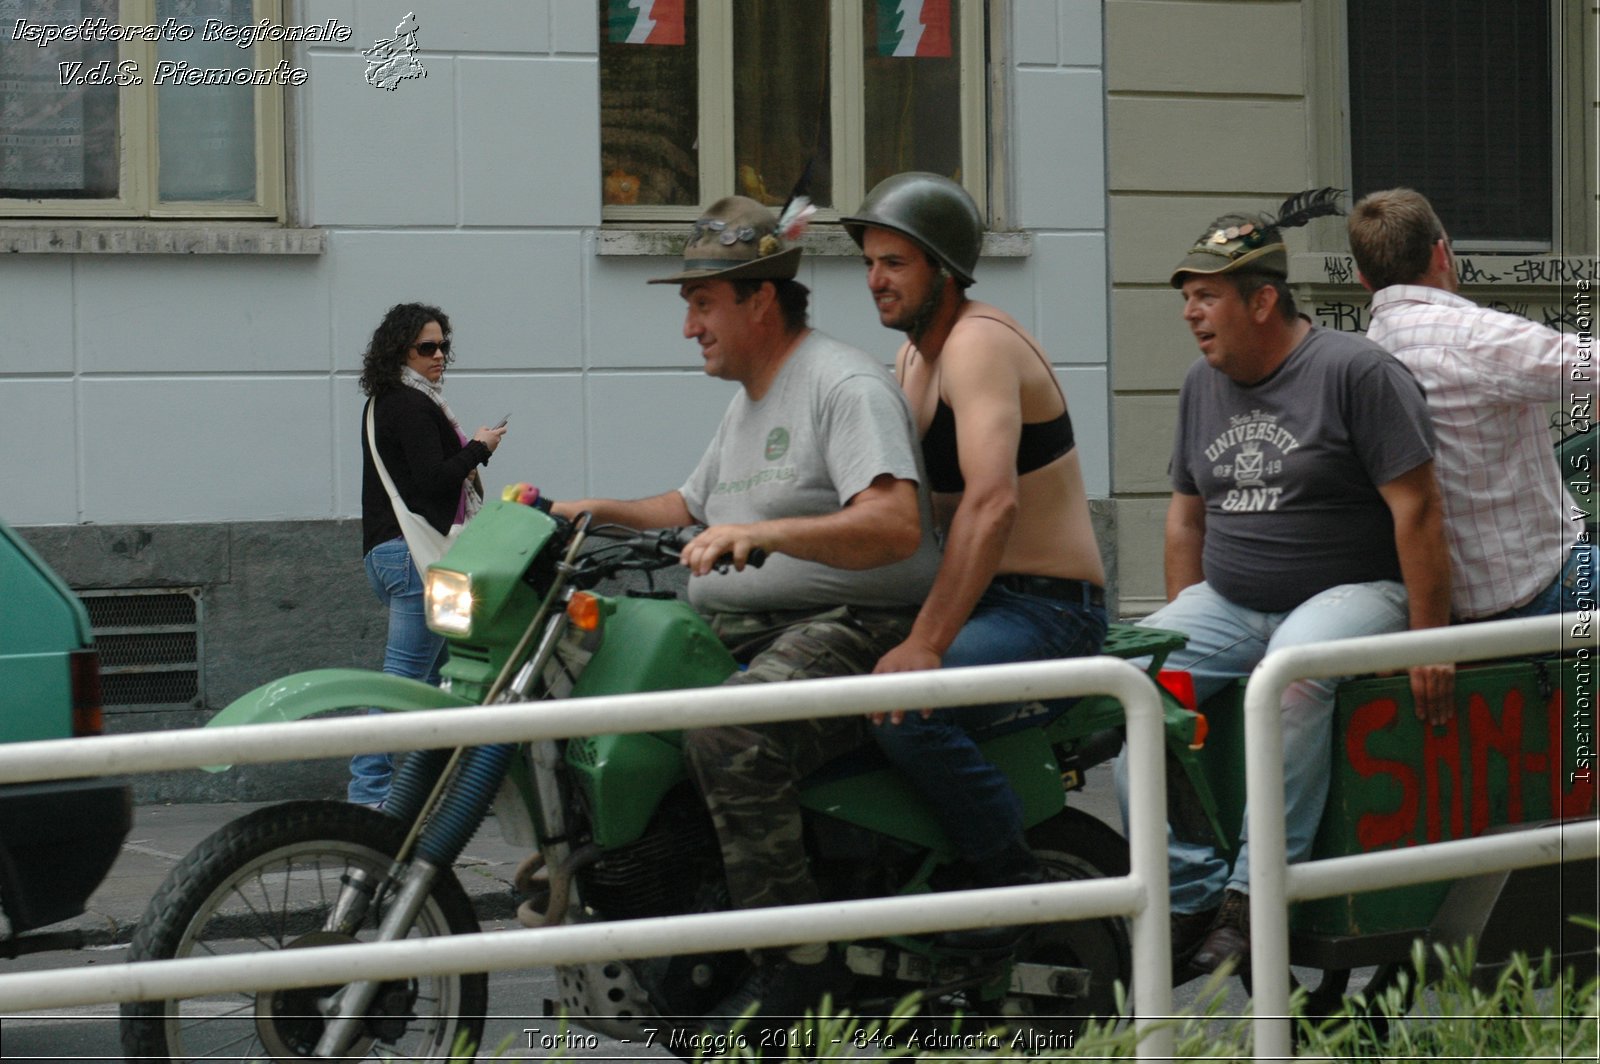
[578,788,722,919]
[565,788,747,1020]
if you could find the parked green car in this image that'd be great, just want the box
[0,518,132,957]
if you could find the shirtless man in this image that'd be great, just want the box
[842,173,1107,954]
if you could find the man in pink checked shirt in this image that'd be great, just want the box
[1348,188,1595,621]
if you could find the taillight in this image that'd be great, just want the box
[1156,669,1197,709]
[1157,668,1208,749]
[70,649,104,737]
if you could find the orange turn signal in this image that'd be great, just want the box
[566,592,601,632]
[1188,712,1209,750]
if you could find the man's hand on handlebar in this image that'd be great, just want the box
[680,523,770,576]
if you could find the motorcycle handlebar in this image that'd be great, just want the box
[570,524,766,582]
[657,526,768,572]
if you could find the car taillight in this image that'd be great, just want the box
[71,649,104,737]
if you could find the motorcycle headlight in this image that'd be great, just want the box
[426,569,475,635]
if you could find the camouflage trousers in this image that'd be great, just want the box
[682,604,917,911]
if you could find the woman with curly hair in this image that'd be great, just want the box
[352,302,506,806]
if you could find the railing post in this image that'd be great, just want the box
[1121,667,1176,1061]
[1244,657,1294,1058]
[1243,615,1585,1061]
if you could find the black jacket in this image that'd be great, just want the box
[361,387,490,555]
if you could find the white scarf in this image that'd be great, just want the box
[400,365,483,521]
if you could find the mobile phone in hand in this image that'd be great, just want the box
[491,413,511,430]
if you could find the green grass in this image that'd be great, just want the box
[435,918,1600,1061]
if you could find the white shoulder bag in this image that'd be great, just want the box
[365,400,463,573]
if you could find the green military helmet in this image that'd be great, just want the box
[842,172,982,287]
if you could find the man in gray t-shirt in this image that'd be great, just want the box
[1117,194,1454,979]
[679,327,940,614]
[553,196,939,1025]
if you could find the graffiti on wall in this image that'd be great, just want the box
[1305,255,1599,335]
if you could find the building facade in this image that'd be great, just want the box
[1,0,1112,799]
[1,1,1593,798]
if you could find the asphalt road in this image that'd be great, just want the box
[0,765,1303,1060]
[0,953,670,1062]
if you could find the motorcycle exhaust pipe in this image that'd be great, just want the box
[516,842,602,928]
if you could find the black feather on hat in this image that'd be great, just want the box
[1169,188,1345,288]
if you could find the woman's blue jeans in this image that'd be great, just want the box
[348,537,446,806]
[870,582,1108,861]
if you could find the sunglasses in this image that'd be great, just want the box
[411,340,452,358]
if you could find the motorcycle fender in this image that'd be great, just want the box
[201,669,473,772]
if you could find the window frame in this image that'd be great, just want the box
[600,0,989,226]
[0,0,286,222]
[1308,0,1593,256]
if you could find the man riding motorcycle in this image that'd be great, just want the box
[552,194,942,1025]
[843,173,1109,958]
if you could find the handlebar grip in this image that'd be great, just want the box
[711,547,767,574]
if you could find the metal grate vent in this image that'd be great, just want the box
[79,589,203,713]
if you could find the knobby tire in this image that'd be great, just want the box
[118,800,488,1062]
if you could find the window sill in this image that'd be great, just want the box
[596,225,1032,259]
[0,224,326,255]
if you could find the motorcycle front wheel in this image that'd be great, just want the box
[119,800,488,1062]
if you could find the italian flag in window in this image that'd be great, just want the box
[877,0,951,57]
[607,0,685,45]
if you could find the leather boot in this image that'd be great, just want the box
[1191,889,1250,973]
[1171,904,1221,969]
[934,841,1046,957]
[707,949,853,1030]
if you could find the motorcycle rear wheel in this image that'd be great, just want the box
[997,808,1134,1033]
[119,800,488,1062]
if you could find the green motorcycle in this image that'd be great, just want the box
[118,499,1208,1061]
[117,423,1594,1058]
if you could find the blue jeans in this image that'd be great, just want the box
[349,537,447,806]
[1114,579,1409,914]
[871,582,1108,861]
[1482,542,1598,620]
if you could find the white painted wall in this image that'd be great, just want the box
[0,0,1109,527]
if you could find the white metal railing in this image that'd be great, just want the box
[0,657,1177,1060]
[1245,613,1599,1059]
